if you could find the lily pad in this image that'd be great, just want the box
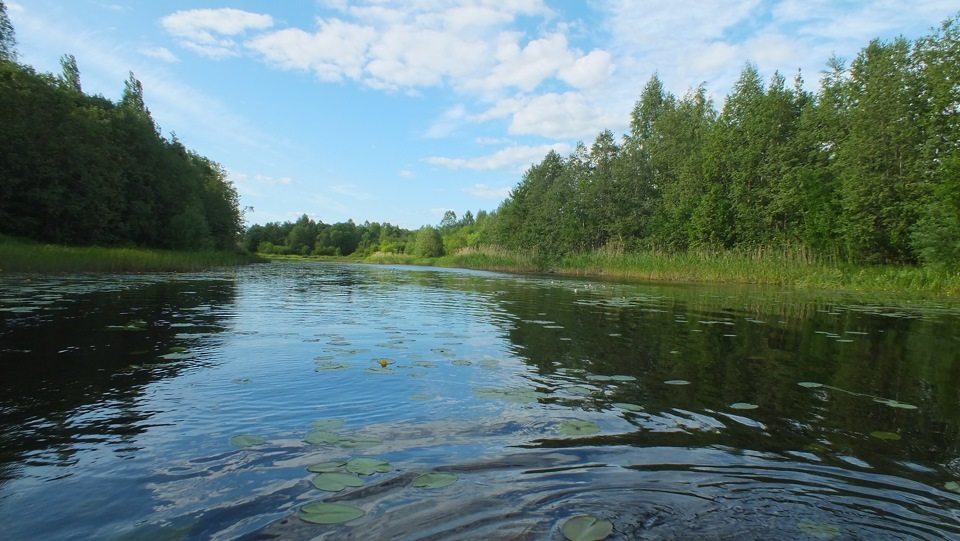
[564,386,594,397]
[874,398,918,410]
[336,436,383,449]
[561,515,613,541]
[412,472,458,489]
[609,375,637,382]
[299,502,365,524]
[346,457,392,475]
[612,402,644,412]
[474,387,546,404]
[315,361,352,372]
[797,518,840,539]
[310,419,346,431]
[306,461,347,473]
[586,375,613,382]
[798,382,824,388]
[945,481,960,493]
[730,402,759,410]
[451,360,472,366]
[411,361,437,368]
[664,380,690,385]
[311,472,364,491]
[364,366,397,374]
[558,420,601,436]
[870,431,902,441]
[305,431,340,444]
[229,434,266,447]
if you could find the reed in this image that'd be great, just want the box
[0,236,263,273]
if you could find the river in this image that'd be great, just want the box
[1,261,959,540]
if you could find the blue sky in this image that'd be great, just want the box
[7,1,958,229]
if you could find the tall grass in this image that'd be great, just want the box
[0,236,263,273]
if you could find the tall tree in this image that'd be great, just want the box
[59,54,81,93]
[0,0,17,63]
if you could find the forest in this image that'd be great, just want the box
[246,13,960,271]
[0,1,243,251]
[477,14,960,268]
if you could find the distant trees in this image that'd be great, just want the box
[0,1,16,63]
[244,215,411,257]
[0,11,243,251]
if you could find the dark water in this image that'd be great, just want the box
[1,262,958,540]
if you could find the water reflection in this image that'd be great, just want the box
[0,274,237,481]
[1,263,959,540]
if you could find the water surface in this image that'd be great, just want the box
[1,262,959,540]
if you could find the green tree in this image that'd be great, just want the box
[412,225,444,257]
[59,54,81,93]
[0,0,17,63]
[838,38,926,263]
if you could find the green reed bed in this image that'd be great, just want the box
[0,237,262,273]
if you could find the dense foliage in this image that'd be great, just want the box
[0,2,243,251]
[470,14,960,268]
[244,214,414,256]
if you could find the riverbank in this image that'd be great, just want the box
[264,246,960,296]
[0,236,264,273]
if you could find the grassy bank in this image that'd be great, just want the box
[257,245,960,295]
[0,236,264,273]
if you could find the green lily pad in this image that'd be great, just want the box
[874,398,918,410]
[451,360,472,366]
[561,515,613,541]
[558,420,601,436]
[564,386,594,397]
[310,419,345,431]
[664,380,690,385]
[229,434,266,447]
[364,366,397,374]
[304,430,340,444]
[315,361,352,372]
[730,402,759,410]
[612,402,643,412]
[168,346,188,353]
[586,375,613,382]
[311,472,364,491]
[797,518,840,539]
[798,382,824,388]
[412,472,458,489]
[299,502,366,524]
[346,457,391,475]
[945,481,960,493]
[474,387,546,404]
[411,361,437,368]
[870,431,902,441]
[609,375,637,382]
[336,436,383,449]
[306,461,347,473]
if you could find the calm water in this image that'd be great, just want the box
[1,262,959,540]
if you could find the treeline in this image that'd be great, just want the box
[0,2,243,251]
[468,14,960,267]
[244,209,493,259]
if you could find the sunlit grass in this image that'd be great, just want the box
[0,236,263,273]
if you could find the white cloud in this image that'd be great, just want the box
[464,184,511,199]
[474,92,624,140]
[399,170,416,179]
[162,8,273,59]
[425,142,572,172]
[242,0,607,98]
[140,47,178,63]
